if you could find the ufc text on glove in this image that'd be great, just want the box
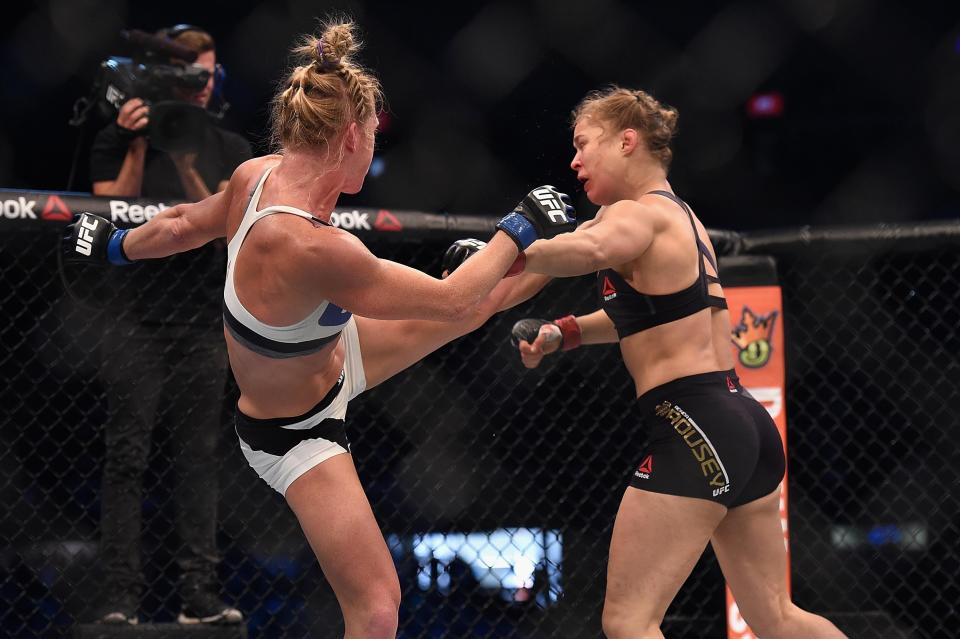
[63,212,133,266]
[495,185,576,251]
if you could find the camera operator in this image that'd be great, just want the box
[87,25,249,626]
[90,26,250,200]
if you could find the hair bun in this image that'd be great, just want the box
[320,22,357,62]
[314,40,341,71]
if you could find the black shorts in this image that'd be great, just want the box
[629,370,785,508]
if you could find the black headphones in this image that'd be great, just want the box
[160,24,227,100]
[163,23,205,39]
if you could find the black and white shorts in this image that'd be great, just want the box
[628,369,785,508]
[235,317,366,495]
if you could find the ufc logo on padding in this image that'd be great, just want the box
[532,187,567,224]
[75,215,99,256]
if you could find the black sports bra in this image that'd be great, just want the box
[597,190,727,339]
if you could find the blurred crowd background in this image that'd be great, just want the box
[3,0,960,231]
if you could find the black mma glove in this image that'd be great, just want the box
[496,185,576,251]
[62,212,133,266]
[442,238,487,275]
[510,315,582,351]
[442,238,525,277]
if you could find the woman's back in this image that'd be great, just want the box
[610,193,735,395]
[223,156,348,419]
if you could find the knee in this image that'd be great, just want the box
[348,585,400,639]
[740,598,799,637]
[360,605,398,639]
[601,600,659,639]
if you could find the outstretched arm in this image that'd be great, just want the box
[523,200,655,276]
[351,252,559,389]
[120,188,230,260]
[307,183,576,322]
[314,230,520,323]
[66,158,273,266]
[486,216,601,309]
[493,272,553,311]
[62,188,231,266]
[438,217,606,313]
[353,274,527,389]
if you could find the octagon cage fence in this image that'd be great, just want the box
[0,188,957,639]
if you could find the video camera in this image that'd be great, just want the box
[81,28,216,153]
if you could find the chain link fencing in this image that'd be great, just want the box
[1,217,957,638]
[738,228,960,639]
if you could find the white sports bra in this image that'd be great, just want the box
[222,166,352,358]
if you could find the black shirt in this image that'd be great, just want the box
[90,122,251,200]
[87,120,252,326]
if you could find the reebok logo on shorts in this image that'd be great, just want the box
[634,455,653,480]
[655,401,730,494]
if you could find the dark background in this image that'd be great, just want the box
[2,3,960,636]
[3,0,960,231]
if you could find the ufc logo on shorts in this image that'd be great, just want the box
[532,187,567,224]
[75,215,99,256]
